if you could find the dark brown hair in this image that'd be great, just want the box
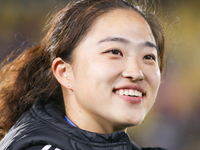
[0,0,165,139]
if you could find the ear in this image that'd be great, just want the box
[52,57,72,90]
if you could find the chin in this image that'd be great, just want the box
[123,115,145,127]
[115,122,141,132]
[112,117,144,133]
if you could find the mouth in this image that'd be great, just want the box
[114,89,144,97]
[113,85,146,103]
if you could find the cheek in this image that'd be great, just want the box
[150,70,161,92]
[72,57,120,92]
[145,67,161,91]
[144,68,160,112]
[84,57,121,81]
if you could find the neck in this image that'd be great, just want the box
[64,99,125,134]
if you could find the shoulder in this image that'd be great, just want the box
[24,144,61,150]
[0,101,69,149]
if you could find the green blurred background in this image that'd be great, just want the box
[0,0,200,149]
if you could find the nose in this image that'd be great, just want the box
[121,61,144,82]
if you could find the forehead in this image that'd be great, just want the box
[82,8,155,45]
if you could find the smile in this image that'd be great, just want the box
[115,89,142,97]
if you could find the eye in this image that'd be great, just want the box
[103,49,123,56]
[144,54,156,61]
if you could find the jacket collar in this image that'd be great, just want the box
[31,100,142,149]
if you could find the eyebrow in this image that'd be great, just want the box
[98,37,130,44]
[143,41,158,52]
[98,36,158,52]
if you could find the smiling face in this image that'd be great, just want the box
[63,9,161,134]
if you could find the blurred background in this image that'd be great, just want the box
[0,0,199,149]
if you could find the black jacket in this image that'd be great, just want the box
[0,100,167,150]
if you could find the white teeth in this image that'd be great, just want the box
[119,90,124,96]
[129,90,134,96]
[124,90,129,95]
[135,90,142,97]
[115,89,142,97]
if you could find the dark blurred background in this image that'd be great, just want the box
[0,0,200,149]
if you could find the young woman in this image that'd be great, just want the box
[0,0,166,149]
